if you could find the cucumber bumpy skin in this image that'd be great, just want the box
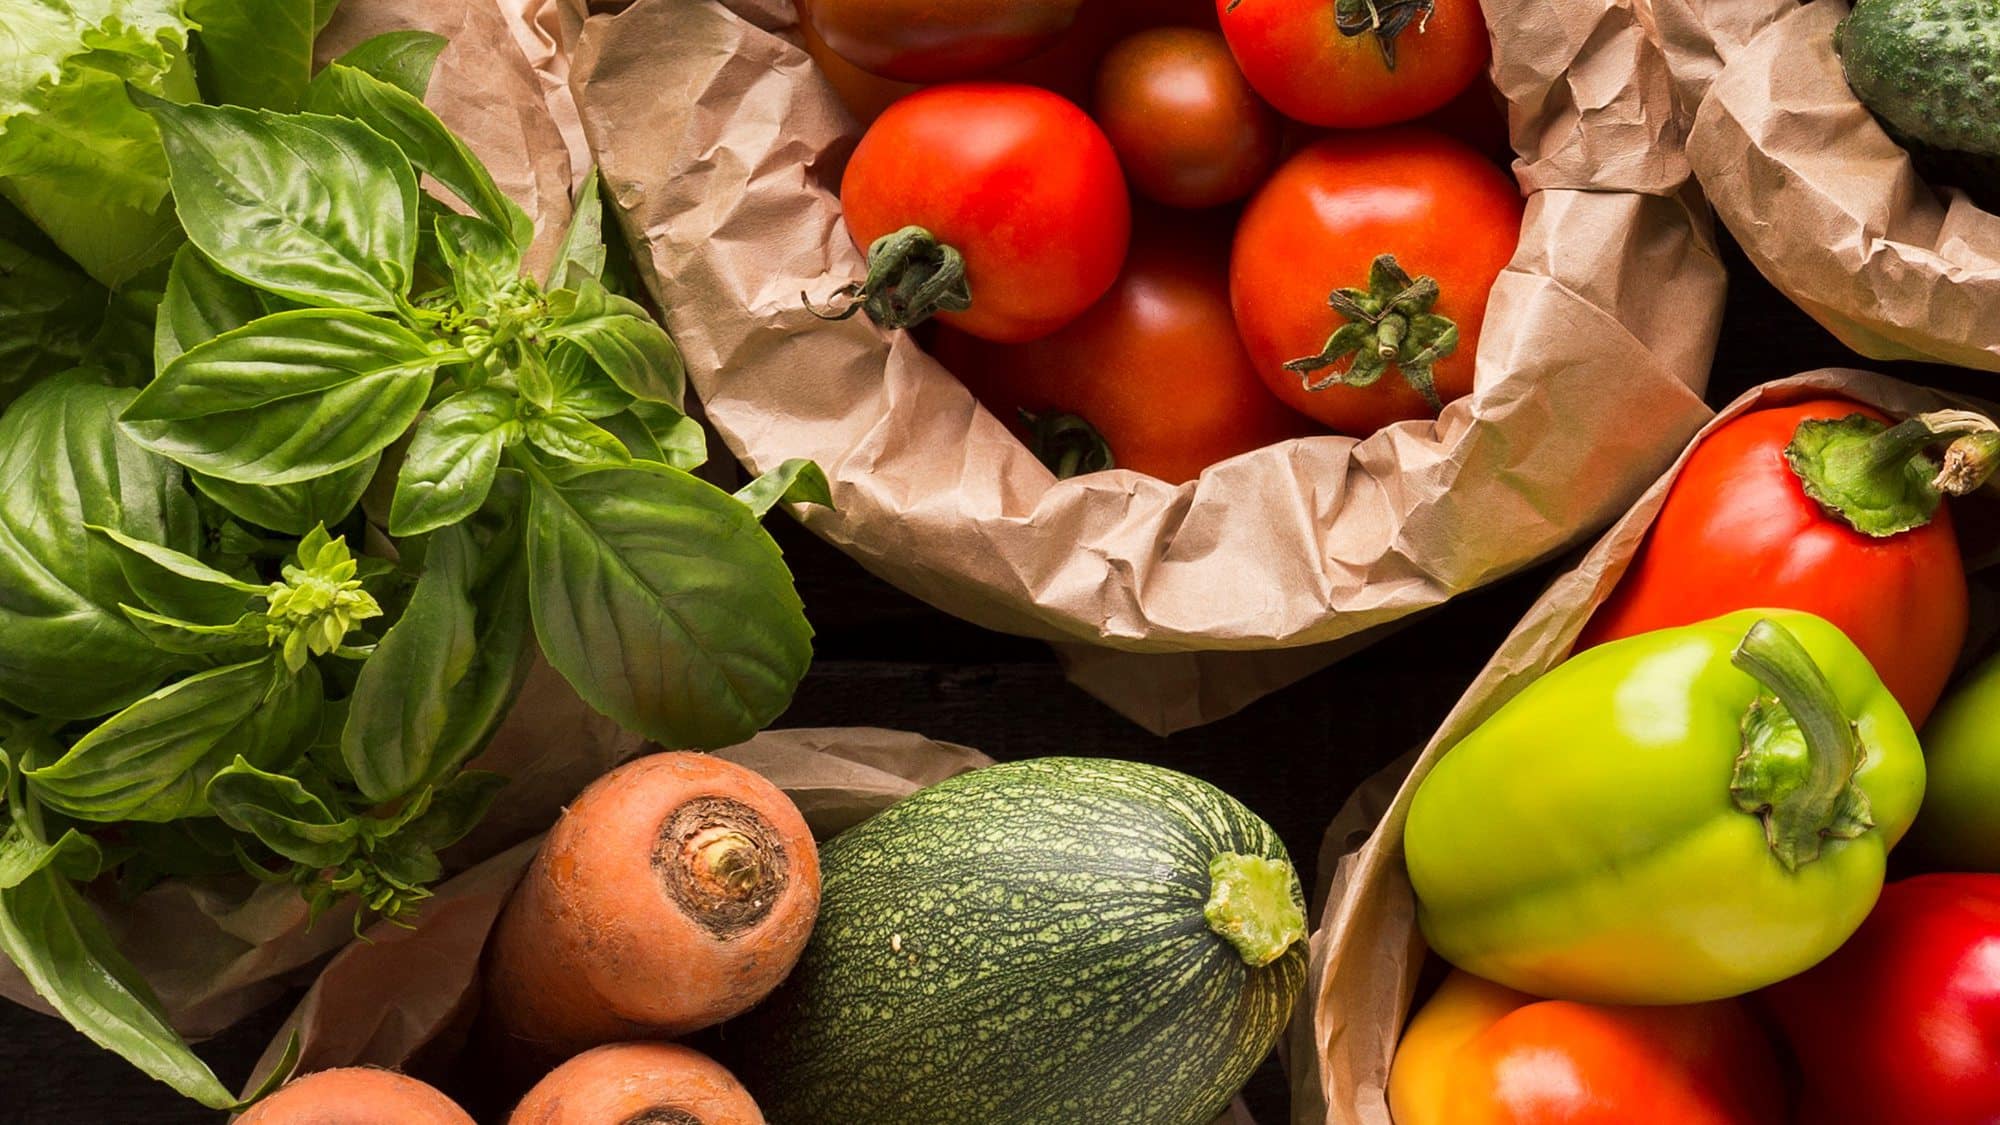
[1839,0,2000,159]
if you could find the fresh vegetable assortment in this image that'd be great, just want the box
[15,0,2000,1121]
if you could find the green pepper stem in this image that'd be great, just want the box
[1729,619,1875,872]
[1786,409,2000,537]
[1203,853,1307,968]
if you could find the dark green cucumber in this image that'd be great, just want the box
[731,757,1308,1125]
[1839,0,2000,158]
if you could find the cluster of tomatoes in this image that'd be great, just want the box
[800,0,1524,483]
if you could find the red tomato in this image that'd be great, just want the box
[799,12,918,126]
[1764,875,2000,1124]
[1229,129,1522,435]
[1392,972,1786,1125]
[1579,401,1969,725]
[1093,28,1281,208]
[931,222,1316,483]
[798,0,1084,83]
[840,83,1131,343]
[1217,0,1489,127]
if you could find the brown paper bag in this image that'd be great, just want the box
[240,728,1266,1125]
[0,0,638,1040]
[1652,0,2000,371]
[558,0,1725,732]
[1291,369,2000,1125]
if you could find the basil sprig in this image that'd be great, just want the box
[0,29,825,1109]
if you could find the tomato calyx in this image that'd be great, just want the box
[1282,253,1458,411]
[1728,618,1876,873]
[1335,0,1436,70]
[1784,409,2000,538]
[1021,409,1115,479]
[811,225,972,332]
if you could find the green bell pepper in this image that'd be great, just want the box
[1915,650,2000,870]
[1405,609,1925,1005]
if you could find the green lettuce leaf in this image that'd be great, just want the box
[0,0,198,285]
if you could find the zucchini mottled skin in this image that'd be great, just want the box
[1840,0,2000,158]
[731,757,1308,1125]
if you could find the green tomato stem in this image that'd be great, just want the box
[809,225,973,332]
[1203,852,1307,968]
[1282,254,1457,412]
[1021,410,1115,479]
[1728,618,1876,873]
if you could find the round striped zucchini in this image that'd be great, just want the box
[733,757,1308,1124]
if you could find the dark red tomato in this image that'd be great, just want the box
[932,224,1316,483]
[1093,28,1281,208]
[799,0,1083,83]
[1230,129,1521,435]
[840,83,1131,343]
[1763,875,2000,1125]
[1420,77,1511,164]
[1217,0,1489,127]
[799,10,918,126]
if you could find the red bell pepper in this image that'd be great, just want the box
[1581,400,1998,725]
[1764,874,2000,1124]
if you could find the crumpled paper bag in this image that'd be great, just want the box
[1651,0,2000,371]
[1290,369,2000,1125]
[0,0,634,1040]
[238,728,1263,1125]
[557,0,1725,733]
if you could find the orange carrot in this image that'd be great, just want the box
[484,752,820,1059]
[236,1067,472,1124]
[509,1042,764,1125]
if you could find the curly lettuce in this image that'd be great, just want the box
[0,0,197,286]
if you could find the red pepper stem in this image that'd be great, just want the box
[1729,619,1874,873]
[1835,410,1998,485]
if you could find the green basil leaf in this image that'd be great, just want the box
[186,0,317,112]
[135,93,418,311]
[118,606,267,656]
[302,63,533,248]
[546,167,606,291]
[547,342,632,420]
[400,771,508,851]
[0,869,246,1109]
[526,465,811,746]
[429,488,532,776]
[191,456,379,537]
[735,459,832,519]
[526,410,632,467]
[0,213,111,404]
[0,373,203,719]
[0,827,103,892]
[28,659,322,822]
[207,756,357,869]
[545,281,685,404]
[154,244,263,373]
[330,30,446,99]
[389,388,518,538]
[641,401,709,470]
[436,214,522,307]
[122,308,443,485]
[85,525,262,627]
[340,527,477,802]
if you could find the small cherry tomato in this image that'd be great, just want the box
[798,0,1084,83]
[932,220,1315,483]
[838,83,1131,343]
[1093,28,1281,208]
[1217,0,1490,127]
[1230,128,1521,435]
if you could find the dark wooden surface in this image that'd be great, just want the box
[3,231,1994,1124]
